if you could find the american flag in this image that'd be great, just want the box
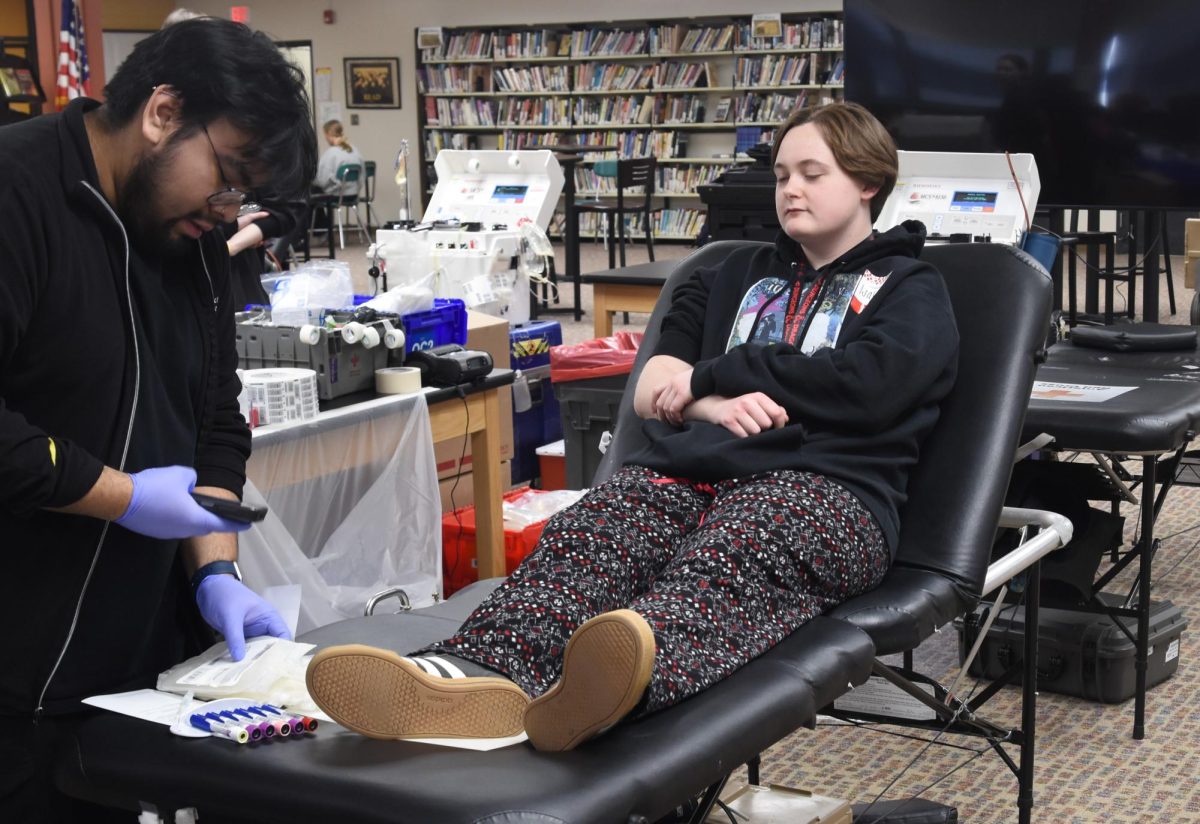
[55,0,90,110]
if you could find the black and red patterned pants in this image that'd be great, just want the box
[427,465,889,713]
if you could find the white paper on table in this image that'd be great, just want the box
[83,689,202,727]
[85,688,529,750]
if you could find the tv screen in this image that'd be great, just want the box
[844,0,1200,208]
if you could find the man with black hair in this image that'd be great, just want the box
[0,18,317,821]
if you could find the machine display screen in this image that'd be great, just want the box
[491,185,528,203]
[950,191,997,212]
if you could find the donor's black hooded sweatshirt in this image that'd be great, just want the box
[627,222,959,555]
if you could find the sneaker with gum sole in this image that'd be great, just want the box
[523,609,656,751]
[305,644,529,740]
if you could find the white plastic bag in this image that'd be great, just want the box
[502,488,587,530]
[237,392,442,634]
[267,260,354,326]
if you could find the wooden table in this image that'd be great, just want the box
[580,258,676,337]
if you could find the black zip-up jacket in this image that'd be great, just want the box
[0,99,251,716]
[627,223,959,554]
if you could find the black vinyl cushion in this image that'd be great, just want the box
[58,579,873,824]
[1070,322,1197,352]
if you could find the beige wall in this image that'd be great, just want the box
[182,0,842,222]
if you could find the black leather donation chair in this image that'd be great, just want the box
[56,241,1067,824]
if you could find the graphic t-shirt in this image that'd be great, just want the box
[727,268,891,355]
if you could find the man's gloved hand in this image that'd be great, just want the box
[115,466,251,539]
[196,574,292,661]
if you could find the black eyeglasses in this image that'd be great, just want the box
[201,124,252,209]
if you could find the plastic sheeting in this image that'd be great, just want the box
[238,391,442,635]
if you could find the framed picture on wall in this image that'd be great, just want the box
[344,57,401,109]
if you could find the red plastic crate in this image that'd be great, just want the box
[441,486,547,596]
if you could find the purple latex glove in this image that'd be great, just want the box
[196,574,292,661]
[115,466,250,539]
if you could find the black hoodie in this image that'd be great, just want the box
[0,99,251,716]
[626,222,959,554]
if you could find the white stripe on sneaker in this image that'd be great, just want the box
[424,656,467,679]
[404,656,440,676]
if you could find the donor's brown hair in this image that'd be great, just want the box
[771,102,898,222]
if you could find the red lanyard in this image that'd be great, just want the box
[783,274,825,345]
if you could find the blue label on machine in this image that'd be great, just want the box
[491,184,528,203]
[949,191,997,212]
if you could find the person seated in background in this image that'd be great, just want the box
[314,119,364,196]
[305,101,960,752]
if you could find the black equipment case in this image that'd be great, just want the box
[956,592,1188,703]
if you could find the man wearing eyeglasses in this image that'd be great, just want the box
[0,18,316,821]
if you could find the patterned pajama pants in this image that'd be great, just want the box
[426,465,889,713]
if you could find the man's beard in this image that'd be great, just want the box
[117,147,195,260]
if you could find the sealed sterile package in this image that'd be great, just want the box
[266,260,354,326]
[157,637,321,715]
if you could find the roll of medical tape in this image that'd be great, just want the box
[375,366,422,395]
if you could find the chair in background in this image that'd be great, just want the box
[310,163,369,250]
[361,160,381,233]
[575,156,658,271]
[1058,209,1120,325]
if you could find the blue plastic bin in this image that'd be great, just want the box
[509,321,563,484]
[401,298,468,355]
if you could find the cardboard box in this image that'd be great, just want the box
[1186,254,1199,291]
[433,310,514,479]
[1185,218,1200,254]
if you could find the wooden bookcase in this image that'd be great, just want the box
[414,12,843,241]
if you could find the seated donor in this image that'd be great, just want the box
[307,101,960,751]
[314,119,364,196]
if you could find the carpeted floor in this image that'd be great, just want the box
[329,233,1199,821]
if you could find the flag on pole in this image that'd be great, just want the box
[55,0,90,110]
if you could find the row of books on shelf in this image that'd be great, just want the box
[571,163,731,195]
[574,63,655,92]
[652,23,736,54]
[570,28,649,58]
[736,55,814,87]
[493,129,687,158]
[419,58,842,95]
[741,18,843,51]
[550,208,706,239]
[499,97,572,127]
[420,18,843,62]
[733,92,812,123]
[425,89,841,128]
[493,65,570,93]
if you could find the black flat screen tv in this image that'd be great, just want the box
[844,0,1200,209]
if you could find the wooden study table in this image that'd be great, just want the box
[580,258,676,338]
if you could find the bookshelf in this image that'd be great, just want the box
[415,13,844,241]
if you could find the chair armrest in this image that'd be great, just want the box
[982,506,1074,596]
